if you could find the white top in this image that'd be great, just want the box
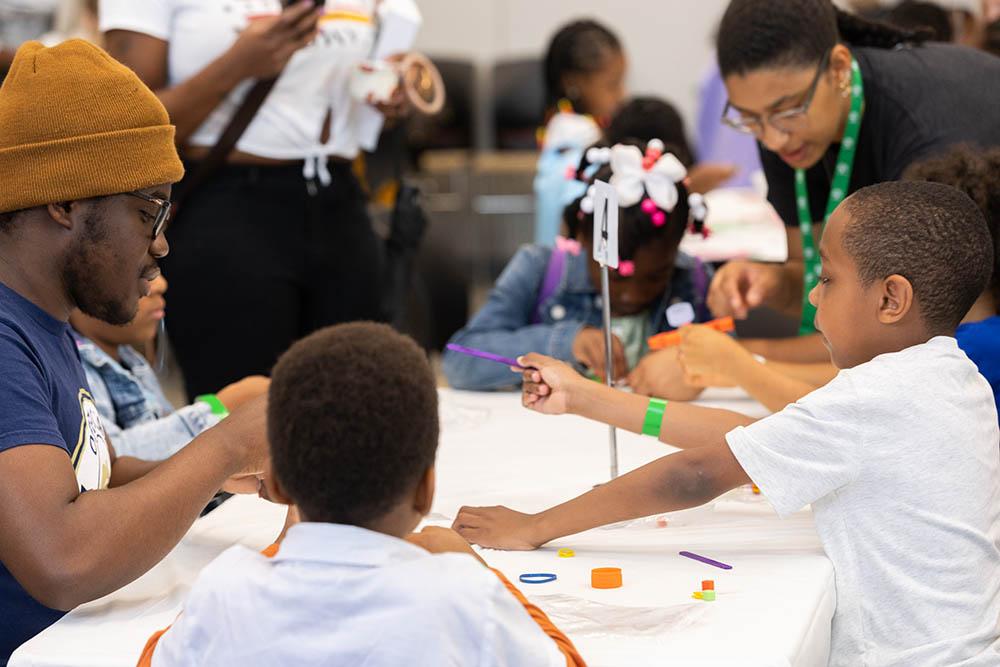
[99,0,392,161]
[149,522,566,667]
[727,336,1000,667]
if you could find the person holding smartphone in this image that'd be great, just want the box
[100,0,413,399]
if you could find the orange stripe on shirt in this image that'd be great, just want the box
[319,11,372,24]
[136,628,168,667]
[490,568,588,667]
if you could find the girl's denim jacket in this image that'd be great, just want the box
[443,242,711,390]
[72,331,220,460]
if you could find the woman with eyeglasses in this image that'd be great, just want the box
[705,0,1000,363]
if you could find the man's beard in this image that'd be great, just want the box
[63,210,138,326]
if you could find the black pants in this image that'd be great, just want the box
[162,161,384,399]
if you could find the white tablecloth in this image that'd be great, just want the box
[11,388,834,667]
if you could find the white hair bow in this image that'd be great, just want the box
[608,144,687,211]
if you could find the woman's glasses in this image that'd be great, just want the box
[721,50,831,137]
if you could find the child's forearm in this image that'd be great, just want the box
[740,333,830,363]
[528,445,749,546]
[725,353,816,413]
[764,360,838,386]
[570,381,756,449]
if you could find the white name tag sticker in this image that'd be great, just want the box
[666,302,696,328]
[591,180,619,269]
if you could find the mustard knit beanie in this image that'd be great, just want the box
[0,40,185,214]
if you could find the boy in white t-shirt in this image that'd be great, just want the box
[138,323,586,667]
[454,181,1000,667]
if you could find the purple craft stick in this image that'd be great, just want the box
[446,344,528,369]
[679,551,733,570]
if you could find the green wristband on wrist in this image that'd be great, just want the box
[642,398,668,437]
[196,394,230,419]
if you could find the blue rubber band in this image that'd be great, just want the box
[519,572,557,584]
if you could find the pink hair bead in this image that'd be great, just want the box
[617,260,635,276]
[641,198,657,214]
[651,210,667,227]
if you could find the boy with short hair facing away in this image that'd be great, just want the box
[139,322,585,667]
[456,182,1000,667]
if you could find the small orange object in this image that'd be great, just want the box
[647,316,736,351]
[702,580,715,591]
[752,484,761,495]
[591,567,623,589]
[655,515,669,528]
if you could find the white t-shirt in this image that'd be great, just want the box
[99,0,391,160]
[727,336,1000,667]
[149,522,566,667]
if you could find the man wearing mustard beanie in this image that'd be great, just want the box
[0,40,269,664]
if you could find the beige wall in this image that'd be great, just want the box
[412,0,731,149]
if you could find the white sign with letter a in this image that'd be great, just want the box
[591,180,619,269]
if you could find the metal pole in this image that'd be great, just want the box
[600,264,619,480]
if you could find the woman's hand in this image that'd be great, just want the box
[368,54,412,123]
[707,260,786,319]
[519,353,590,416]
[227,1,324,80]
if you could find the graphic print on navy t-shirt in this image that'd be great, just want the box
[71,388,112,491]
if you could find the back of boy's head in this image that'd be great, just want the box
[605,97,693,167]
[543,19,621,110]
[903,145,1000,308]
[268,322,439,526]
[564,139,702,262]
[842,181,993,333]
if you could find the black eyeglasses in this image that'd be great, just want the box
[721,50,832,137]
[126,191,171,239]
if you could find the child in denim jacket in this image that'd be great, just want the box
[70,274,268,460]
[445,139,712,393]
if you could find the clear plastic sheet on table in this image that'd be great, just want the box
[532,594,708,638]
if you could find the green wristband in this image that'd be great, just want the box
[642,398,668,437]
[196,394,229,419]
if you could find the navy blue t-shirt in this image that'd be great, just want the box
[0,282,112,665]
[957,316,1000,425]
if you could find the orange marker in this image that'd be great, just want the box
[647,316,735,351]
[702,580,715,591]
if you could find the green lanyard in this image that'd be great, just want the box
[795,56,864,335]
